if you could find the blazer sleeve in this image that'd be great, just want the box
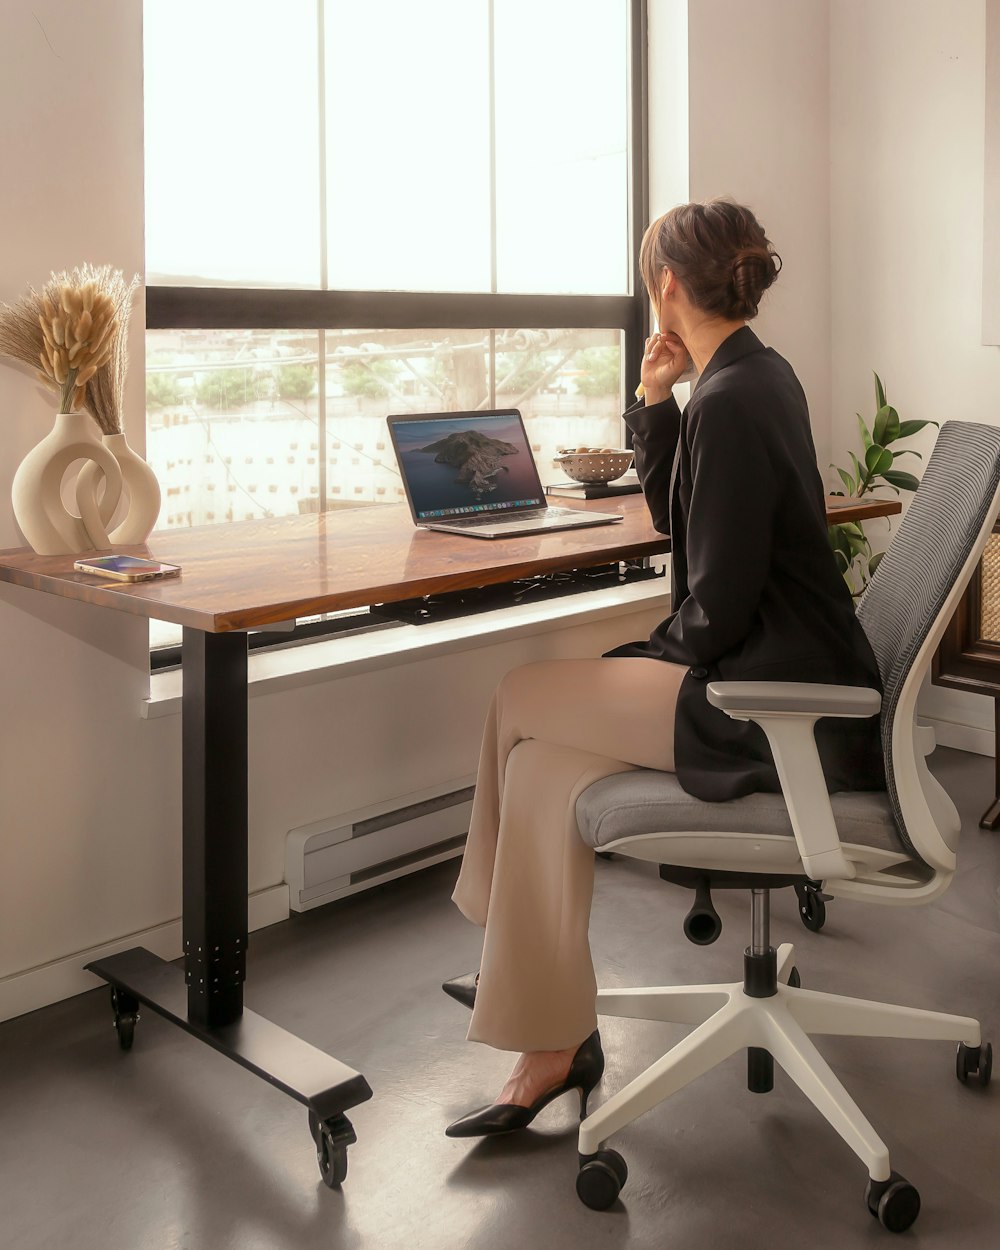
[658,393,778,666]
[622,394,682,535]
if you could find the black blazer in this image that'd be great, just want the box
[607,326,885,801]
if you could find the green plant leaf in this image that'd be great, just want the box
[868,551,884,576]
[828,524,852,558]
[896,418,938,439]
[857,413,873,451]
[833,548,850,574]
[836,466,855,494]
[873,404,900,446]
[874,372,886,410]
[891,448,923,459]
[865,444,893,476]
[881,468,920,491]
[849,450,864,488]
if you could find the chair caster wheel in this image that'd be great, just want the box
[110,987,140,1052]
[786,966,801,989]
[308,1110,356,1188]
[865,1172,920,1232]
[794,882,828,932]
[956,1040,992,1086]
[576,1148,628,1210]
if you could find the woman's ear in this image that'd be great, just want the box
[660,268,674,302]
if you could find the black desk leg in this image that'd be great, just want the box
[980,697,1000,830]
[182,628,249,1026]
[86,627,372,1188]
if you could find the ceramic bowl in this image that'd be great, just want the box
[553,448,634,484]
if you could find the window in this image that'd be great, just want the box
[143,1,647,640]
[147,326,626,527]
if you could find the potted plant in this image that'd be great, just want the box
[829,373,936,596]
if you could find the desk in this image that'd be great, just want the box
[0,491,899,1186]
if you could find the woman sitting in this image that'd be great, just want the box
[444,199,885,1138]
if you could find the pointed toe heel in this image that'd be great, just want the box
[446,1030,604,1139]
[442,971,479,1010]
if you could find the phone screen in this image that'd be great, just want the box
[74,555,181,578]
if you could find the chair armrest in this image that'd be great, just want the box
[708,681,881,719]
[705,680,880,882]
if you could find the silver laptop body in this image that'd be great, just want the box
[386,409,623,540]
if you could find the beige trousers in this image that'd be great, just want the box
[452,657,687,1052]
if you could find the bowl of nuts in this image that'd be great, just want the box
[553,446,635,484]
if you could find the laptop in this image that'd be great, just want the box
[386,409,624,539]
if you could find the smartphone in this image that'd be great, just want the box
[73,554,182,582]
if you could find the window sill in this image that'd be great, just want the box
[142,570,669,719]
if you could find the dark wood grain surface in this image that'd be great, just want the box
[825,496,901,524]
[0,497,668,633]
[0,493,902,634]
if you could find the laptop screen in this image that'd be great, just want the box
[388,410,546,522]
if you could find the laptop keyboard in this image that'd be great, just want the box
[454,508,577,528]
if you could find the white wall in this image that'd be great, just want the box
[0,2,161,1004]
[647,0,690,214]
[0,3,669,1018]
[831,0,1000,750]
[681,0,833,464]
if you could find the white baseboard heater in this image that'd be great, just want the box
[285,778,476,911]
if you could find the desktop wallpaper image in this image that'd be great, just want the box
[393,415,544,517]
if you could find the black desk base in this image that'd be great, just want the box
[87,946,372,1184]
[85,628,373,1188]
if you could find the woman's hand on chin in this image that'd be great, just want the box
[640,332,691,406]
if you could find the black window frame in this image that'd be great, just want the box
[146,0,650,669]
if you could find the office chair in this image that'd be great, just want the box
[573,420,1000,1233]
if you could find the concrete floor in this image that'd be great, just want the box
[1,747,999,1250]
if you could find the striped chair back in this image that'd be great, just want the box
[857,420,1000,864]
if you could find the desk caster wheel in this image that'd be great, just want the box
[794,883,828,932]
[956,1041,992,1086]
[865,1172,920,1232]
[110,987,140,1052]
[309,1110,356,1188]
[577,1148,628,1210]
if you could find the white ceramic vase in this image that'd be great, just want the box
[77,431,162,545]
[11,411,123,555]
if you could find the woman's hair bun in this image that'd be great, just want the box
[639,199,783,322]
[731,247,781,318]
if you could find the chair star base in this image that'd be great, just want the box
[581,940,982,1187]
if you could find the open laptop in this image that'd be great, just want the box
[386,409,623,539]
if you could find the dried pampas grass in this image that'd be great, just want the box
[81,267,140,436]
[0,264,140,427]
[0,288,47,388]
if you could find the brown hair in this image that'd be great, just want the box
[639,199,782,321]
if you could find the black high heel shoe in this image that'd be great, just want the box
[445,1031,604,1138]
[442,971,479,1010]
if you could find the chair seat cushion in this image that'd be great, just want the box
[576,769,906,856]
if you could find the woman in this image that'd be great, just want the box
[444,199,884,1138]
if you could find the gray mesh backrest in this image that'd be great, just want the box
[857,420,1000,855]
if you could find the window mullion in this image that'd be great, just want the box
[488,0,498,296]
[317,0,329,292]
